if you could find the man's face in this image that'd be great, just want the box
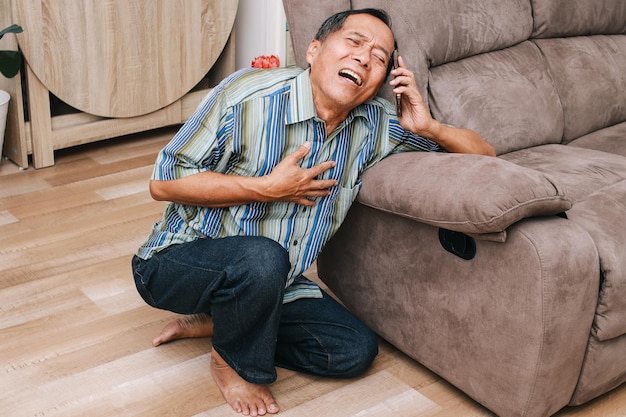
[306,14,395,112]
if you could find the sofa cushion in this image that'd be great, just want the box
[534,35,626,144]
[501,144,626,203]
[357,152,571,235]
[354,0,532,106]
[532,0,626,38]
[354,0,532,66]
[282,0,351,69]
[429,41,563,155]
[569,122,626,158]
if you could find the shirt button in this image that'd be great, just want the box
[293,240,298,246]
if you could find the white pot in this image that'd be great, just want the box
[0,90,9,164]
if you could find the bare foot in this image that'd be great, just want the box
[152,314,214,347]
[210,349,280,416]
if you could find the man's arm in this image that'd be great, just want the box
[389,56,496,157]
[150,142,338,208]
[412,122,496,156]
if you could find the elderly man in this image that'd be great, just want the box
[132,7,494,417]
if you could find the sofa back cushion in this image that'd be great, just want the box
[532,0,626,38]
[531,0,626,143]
[355,0,532,67]
[351,0,532,97]
[283,0,351,69]
[535,36,626,143]
[429,42,564,155]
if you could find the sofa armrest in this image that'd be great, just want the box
[358,152,572,235]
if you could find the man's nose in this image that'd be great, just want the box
[352,50,371,67]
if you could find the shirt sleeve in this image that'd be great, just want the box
[388,118,445,153]
[151,81,233,181]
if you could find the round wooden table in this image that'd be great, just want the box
[15,0,238,118]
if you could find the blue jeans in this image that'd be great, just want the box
[132,235,378,385]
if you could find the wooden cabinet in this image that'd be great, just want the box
[0,0,238,168]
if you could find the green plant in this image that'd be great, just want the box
[0,24,23,78]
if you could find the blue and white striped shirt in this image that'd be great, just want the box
[137,67,442,302]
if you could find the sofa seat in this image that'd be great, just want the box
[501,145,626,202]
[569,122,626,157]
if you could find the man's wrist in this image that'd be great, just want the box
[417,119,444,140]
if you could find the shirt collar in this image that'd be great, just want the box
[286,68,317,124]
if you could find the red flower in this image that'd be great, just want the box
[251,55,280,69]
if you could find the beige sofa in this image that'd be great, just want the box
[282,0,626,416]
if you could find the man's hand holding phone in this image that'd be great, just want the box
[389,53,440,136]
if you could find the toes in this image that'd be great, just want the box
[255,403,266,416]
[267,402,279,414]
[152,332,167,347]
[232,400,244,414]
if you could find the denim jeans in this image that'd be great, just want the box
[132,235,378,385]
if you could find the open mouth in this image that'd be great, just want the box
[339,69,363,86]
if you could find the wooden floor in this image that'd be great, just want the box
[1,128,625,417]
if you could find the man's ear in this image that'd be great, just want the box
[305,39,321,66]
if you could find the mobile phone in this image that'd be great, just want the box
[393,51,402,117]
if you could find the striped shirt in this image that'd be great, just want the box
[137,67,442,302]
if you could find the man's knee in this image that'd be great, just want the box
[229,236,290,296]
[247,236,291,277]
[312,326,378,379]
[336,327,379,378]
